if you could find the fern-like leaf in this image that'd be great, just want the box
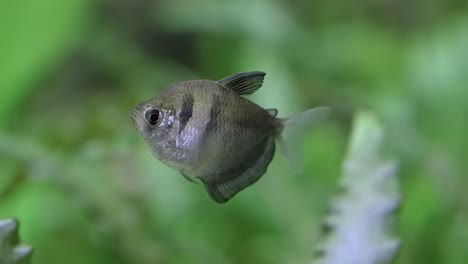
[313,111,401,264]
[0,219,33,264]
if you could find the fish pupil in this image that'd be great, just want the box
[146,109,160,125]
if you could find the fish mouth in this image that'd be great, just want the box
[130,108,139,130]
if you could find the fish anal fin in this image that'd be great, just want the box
[203,138,275,203]
[216,71,266,95]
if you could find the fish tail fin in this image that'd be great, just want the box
[277,106,331,173]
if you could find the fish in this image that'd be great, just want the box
[130,71,330,203]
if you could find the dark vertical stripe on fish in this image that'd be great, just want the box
[202,94,222,143]
[178,94,194,135]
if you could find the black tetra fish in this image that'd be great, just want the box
[130,71,330,203]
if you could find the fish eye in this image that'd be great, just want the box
[145,109,162,126]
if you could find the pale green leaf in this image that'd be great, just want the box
[314,111,401,264]
[0,219,33,264]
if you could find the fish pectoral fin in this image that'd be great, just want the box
[266,108,278,117]
[202,138,275,203]
[181,172,199,184]
[216,71,266,95]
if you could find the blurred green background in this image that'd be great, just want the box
[1,0,467,263]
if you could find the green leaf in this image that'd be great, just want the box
[0,219,33,264]
[314,111,401,264]
[0,0,93,128]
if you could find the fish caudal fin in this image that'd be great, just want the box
[277,106,331,173]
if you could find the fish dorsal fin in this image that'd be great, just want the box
[267,108,278,117]
[216,71,266,95]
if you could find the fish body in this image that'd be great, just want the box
[131,71,329,203]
